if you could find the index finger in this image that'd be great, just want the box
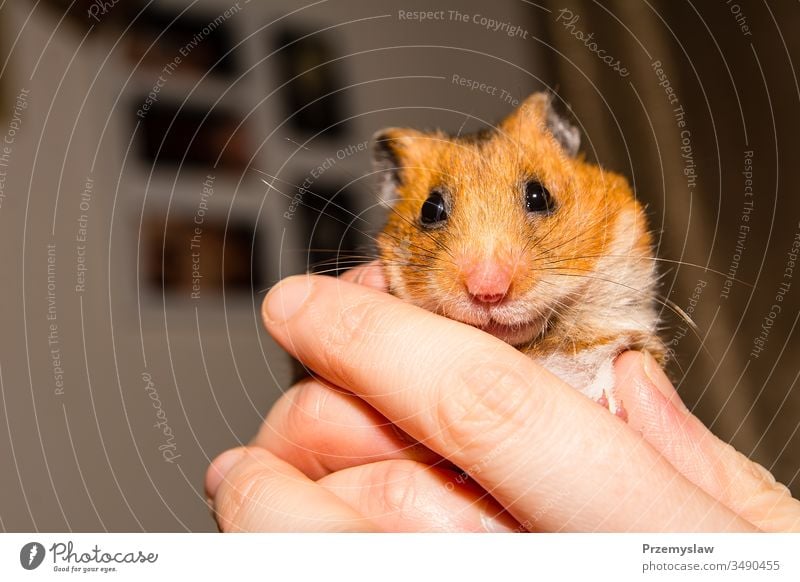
[262,275,753,532]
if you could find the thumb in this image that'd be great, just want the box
[614,351,800,532]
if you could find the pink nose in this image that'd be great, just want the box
[462,259,513,304]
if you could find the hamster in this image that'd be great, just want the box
[373,93,665,418]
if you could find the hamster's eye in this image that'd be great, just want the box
[525,181,554,214]
[420,190,448,227]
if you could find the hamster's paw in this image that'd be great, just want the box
[533,349,629,421]
[585,356,628,422]
[596,390,628,422]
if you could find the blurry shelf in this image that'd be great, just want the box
[110,1,379,314]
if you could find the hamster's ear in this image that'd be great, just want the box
[501,92,580,157]
[371,127,426,205]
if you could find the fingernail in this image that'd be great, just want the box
[206,448,246,498]
[265,276,313,323]
[642,351,689,413]
[358,263,387,291]
[481,511,518,533]
[479,499,520,533]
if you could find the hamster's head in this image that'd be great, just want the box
[374,93,653,347]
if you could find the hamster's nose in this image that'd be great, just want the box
[461,259,513,304]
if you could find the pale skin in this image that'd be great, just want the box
[205,263,800,532]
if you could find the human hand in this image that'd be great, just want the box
[206,264,800,531]
[205,264,517,531]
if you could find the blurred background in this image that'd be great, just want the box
[0,0,798,531]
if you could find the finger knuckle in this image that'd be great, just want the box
[722,448,796,519]
[435,359,536,463]
[289,379,330,424]
[374,460,419,516]
[284,380,340,454]
[314,296,400,387]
